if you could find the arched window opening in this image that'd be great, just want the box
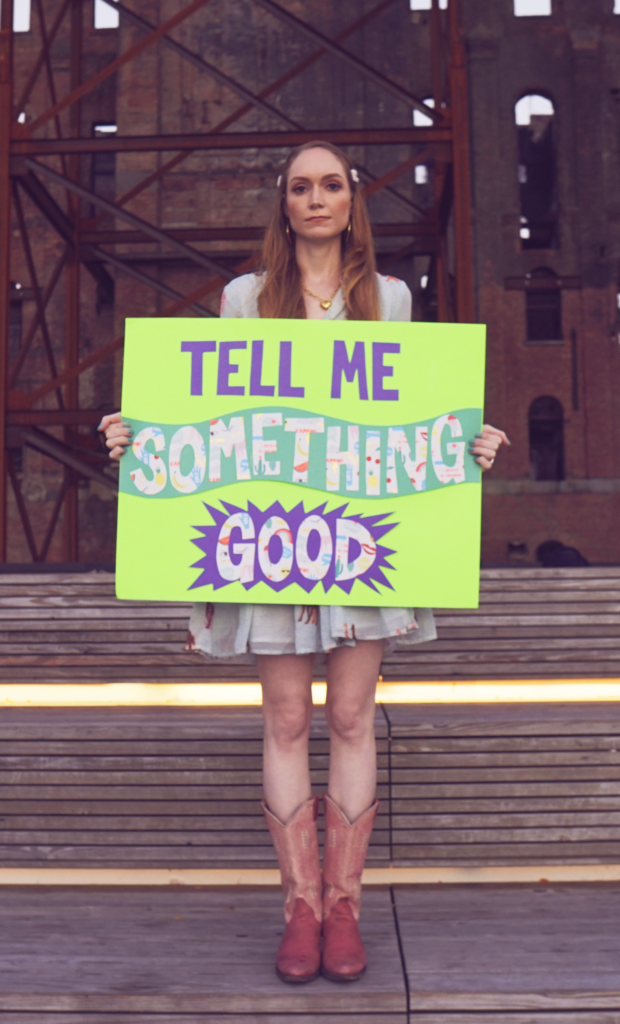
[515,94,557,249]
[529,396,564,481]
[526,267,562,342]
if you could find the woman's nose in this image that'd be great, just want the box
[309,189,324,207]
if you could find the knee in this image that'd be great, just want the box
[263,696,312,748]
[325,698,374,744]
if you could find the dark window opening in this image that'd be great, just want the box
[9,298,22,360]
[526,267,562,341]
[91,123,117,217]
[529,395,564,481]
[515,94,557,250]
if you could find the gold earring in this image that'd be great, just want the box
[286,222,293,243]
[346,221,352,239]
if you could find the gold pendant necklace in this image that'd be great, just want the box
[303,283,340,310]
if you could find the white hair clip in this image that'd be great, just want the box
[350,168,359,183]
[276,175,282,188]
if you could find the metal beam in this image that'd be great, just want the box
[12,183,64,407]
[23,159,236,281]
[0,0,14,562]
[252,0,444,122]
[79,222,438,246]
[12,128,451,156]
[448,0,475,322]
[8,248,67,389]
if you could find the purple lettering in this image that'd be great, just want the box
[278,341,305,398]
[330,340,369,400]
[181,341,216,396]
[249,339,275,397]
[217,341,247,396]
[372,342,400,401]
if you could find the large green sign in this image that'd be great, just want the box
[116,318,486,607]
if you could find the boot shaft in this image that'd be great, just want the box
[262,795,322,924]
[322,793,379,921]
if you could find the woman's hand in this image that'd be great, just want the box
[98,411,132,461]
[468,424,510,471]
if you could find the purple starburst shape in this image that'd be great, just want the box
[190,500,397,594]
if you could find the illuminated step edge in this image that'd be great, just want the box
[1,865,620,886]
[0,680,620,705]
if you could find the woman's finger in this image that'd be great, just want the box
[475,455,495,472]
[105,433,131,449]
[98,411,122,432]
[479,424,510,446]
[109,445,127,461]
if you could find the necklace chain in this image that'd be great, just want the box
[303,282,341,310]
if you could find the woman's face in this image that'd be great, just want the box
[284,148,352,242]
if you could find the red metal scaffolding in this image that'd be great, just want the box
[0,0,474,563]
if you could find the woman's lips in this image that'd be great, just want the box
[306,216,330,222]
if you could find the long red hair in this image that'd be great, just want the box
[257,141,380,321]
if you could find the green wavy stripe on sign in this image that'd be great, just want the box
[118,407,482,500]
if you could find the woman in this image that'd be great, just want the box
[101,141,508,985]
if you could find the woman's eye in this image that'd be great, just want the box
[326,182,342,191]
[292,185,307,195]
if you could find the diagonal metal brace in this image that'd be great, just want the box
[87,245,217,317]
[23,158,235,281]
[21,428,119,494]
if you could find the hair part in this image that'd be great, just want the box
[257,141,380,321]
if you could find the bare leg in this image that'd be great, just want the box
[258,653,314,823]
[324,639,384,822]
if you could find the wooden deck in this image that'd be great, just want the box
[1,566,620,680]
[1,883,619,1021]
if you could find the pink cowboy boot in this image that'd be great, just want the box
[321,792,379,982]
[262,796,322,983]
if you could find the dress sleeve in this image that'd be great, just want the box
[220,280,241,319]
[391,279,413,322]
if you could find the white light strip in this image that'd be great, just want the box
[2,864,620,886]
[1,679,620,706]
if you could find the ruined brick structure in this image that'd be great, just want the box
[1,0,619,567]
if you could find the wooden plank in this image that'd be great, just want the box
[392,811,620,829]
[392,826,620,843]
[395,884,620,1011]
[0,888,406,1013]
[392,843,620,860]
[390,736,620,752]
[392,796,620,812]
[391,751,620,767]
[384,704,620,736]
[393,782,620,798]
[0,1016,406,1024]
[0,706,388,740]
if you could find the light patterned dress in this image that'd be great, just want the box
[187,272,437,660]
